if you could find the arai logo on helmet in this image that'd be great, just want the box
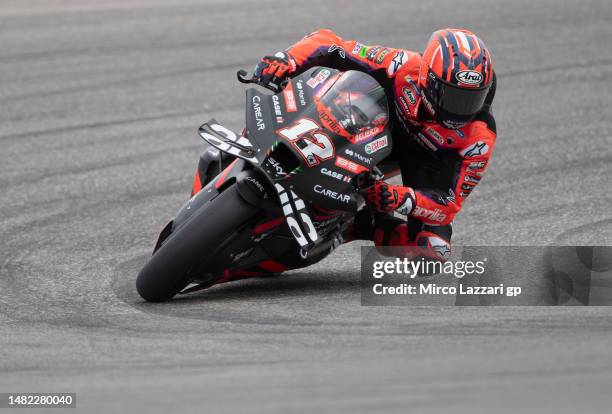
[455,70,483,86]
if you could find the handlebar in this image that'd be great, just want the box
[236,69,286,93]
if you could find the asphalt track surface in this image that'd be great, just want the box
[1,0,612,412]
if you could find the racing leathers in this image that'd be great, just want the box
[267,29,497,263]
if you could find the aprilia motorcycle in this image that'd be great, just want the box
[136,67,396,302]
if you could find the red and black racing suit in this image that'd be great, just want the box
[203,29,497,281]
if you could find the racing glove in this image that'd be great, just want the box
[253,52,295,88]
[366,180,416,216]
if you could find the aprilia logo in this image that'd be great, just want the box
[412,206,447,222]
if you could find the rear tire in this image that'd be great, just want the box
[136,184,259,302]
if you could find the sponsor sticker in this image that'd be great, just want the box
[335,156,368,174]
[387,50,407,76]
[315,76,338,99]
[437,190,456,206]
[376,48,389,64]
[396,195,415,216]
[421,93,436,115]
[467,160,487,171]
[405,77,422,96]
[272,95,283,123]
[252,95,265,131]
[365,135,388,154]
[328,44,346,59]
[307,69,331,88]
[320,167,351,182]
[295,80,307,106]
[313,184,351,203]
[352,42,363,55]
[283,82,297,112]
[353,125,384,143]
[264,156,287,177]
[460,141,489,158]
[443,119,467,129]
[358,46,369,58]
[412,206,447,223]
[274,183,317,247]
[319,110,342,134]
[425,127,444,145]
[464,175,481,184]
[344,148,371,164]
[402,86,416,105]
[456,70,483,86]
[396,96,411,116]
[246,176,266,195]
[415,132,438,152]
[366,46,380,61]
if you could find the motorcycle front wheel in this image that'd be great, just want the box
[136,184,259,302]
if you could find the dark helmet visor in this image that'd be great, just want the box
[426,70,490,116]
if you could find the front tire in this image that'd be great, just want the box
[136,184,259,302]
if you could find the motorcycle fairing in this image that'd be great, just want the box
[199,119,259,164]
[274,182,318,249]
[199,67,393,251]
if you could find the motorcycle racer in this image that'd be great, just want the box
[193,28,497,282]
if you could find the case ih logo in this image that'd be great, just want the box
[455,70,483,86]
[271,95,283,123]
[320,167,350,182]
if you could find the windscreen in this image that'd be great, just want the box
[319,71,389,135]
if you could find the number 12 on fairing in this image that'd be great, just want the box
[277,118,335,167]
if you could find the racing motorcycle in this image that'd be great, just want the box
[136,66,397,302]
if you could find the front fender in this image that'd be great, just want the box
[173,159,246,232]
